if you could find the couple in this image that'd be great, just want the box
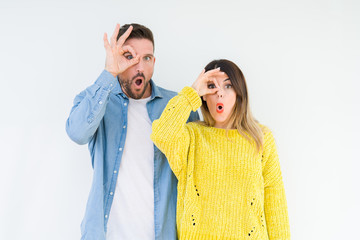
[66,23,290,240]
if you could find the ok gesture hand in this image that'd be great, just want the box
[192,68,224,97]
[104,24,140,77]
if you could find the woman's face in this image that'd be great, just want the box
[203,73,237,129]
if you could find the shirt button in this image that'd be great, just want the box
[99,101,103,105]
[114,170,117,174]
[110,192,113,195]
[123,125,126,129]
[105,215,108,218]
[110,84,113,87]
[124,103,127,106]
[119,148,123,151]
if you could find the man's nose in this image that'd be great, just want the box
[135,58,145,72]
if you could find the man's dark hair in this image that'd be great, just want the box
[117,23,155,50]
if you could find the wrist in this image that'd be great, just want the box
[105,68,118,78]
[191,85,200,96]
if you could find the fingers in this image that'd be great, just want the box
[205,68,224,88]
[205,67,221,75]
[194,67,226,96]
[122,45,137,58]
[202,68,225,80]
[117,25,133,47]
[103,33,110,50]
[202,79,220,96]
[208,76,220,89]
[205,68,224,79]
[198,68,221,82]
[128,55,140,67]
[207,87,220,95]
[110,24,120,46]
[120,55,140,73]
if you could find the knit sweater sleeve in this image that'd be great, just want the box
[262,128,291,240]
[151,86,201,178]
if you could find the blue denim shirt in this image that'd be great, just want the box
[66,70,199,240]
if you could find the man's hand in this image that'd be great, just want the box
[103,24,140,77]
[191,68,224,97]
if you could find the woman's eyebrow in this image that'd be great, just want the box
[224,78,230,82]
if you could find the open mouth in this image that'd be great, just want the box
[134,78,143,87]
[216,103,224,113]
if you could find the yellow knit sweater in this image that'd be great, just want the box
[151,87,290,240]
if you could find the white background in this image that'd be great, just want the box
[0,0,359,239]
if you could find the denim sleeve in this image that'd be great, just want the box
[188,109,200,123]
[66,70,118,145]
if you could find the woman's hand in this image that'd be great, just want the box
[103,24,141,77]
[191,68,224,97]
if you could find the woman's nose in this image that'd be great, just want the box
[217,88,224,98]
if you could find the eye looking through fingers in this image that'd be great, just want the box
[123,53,134,60]
[208,83,216,89]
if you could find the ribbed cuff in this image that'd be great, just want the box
[179,86,202,111]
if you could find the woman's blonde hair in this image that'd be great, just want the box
[201,59,264,152]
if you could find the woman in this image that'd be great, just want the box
[151,59,290,239]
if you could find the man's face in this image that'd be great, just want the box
[118,38,155,99]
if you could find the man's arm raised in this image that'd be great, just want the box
[66,24,139,144]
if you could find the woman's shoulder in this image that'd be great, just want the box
[257,123,272,135]
[257,123,278,148]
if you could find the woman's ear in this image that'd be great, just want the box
[203,95,207,101]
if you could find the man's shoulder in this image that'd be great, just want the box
[156,86,177,100]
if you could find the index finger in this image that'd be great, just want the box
[205,67,223,76]
[211,77,221,89]
[117,25,133,47]
[110,24,121,44]
[207,69,225,80]
[122,45,137,58]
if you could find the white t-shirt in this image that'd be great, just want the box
[106,96,154,240]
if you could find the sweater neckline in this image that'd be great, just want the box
[206,126,240,138]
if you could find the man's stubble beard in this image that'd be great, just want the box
[119,77,151,100]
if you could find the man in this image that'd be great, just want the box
[66,23,199,240]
